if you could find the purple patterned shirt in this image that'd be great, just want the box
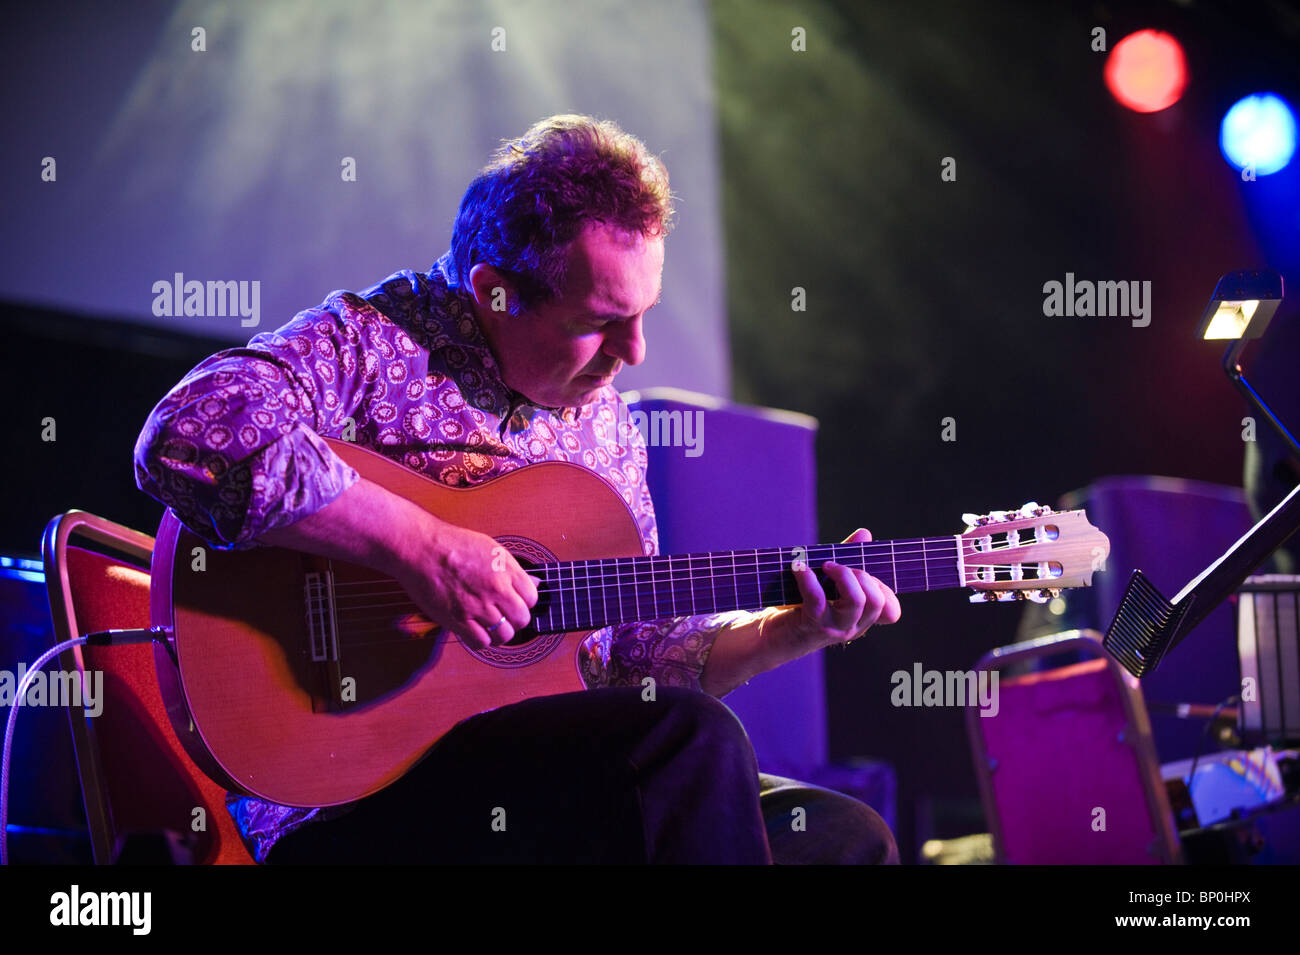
[133,252,749,862]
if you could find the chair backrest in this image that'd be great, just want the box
[623,387,827,779]
[42,510,253,865]
[966,630,1182,864]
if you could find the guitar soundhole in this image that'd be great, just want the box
[503,622,539,647]
[472,536,565,668]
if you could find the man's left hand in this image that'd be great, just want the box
[784,527,902,649]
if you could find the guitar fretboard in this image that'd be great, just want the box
[529,536,962,633]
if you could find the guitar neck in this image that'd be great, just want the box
[529,536,961,634]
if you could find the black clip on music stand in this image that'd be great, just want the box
[1104,480,1300,678]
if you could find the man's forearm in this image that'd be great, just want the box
[256,476,437,576]
[698,607,818,697]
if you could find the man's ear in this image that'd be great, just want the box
[467,264,517,316]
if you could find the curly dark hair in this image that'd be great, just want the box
[449,115,674,313]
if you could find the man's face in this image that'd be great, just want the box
[472,222,663,409]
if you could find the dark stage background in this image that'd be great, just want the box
[710,0,1300,857]
[4,0,1299,862]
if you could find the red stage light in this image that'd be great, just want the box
[1104,30,1188,113]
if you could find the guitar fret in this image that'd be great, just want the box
[630,557,641,622]
[575,561,586,628]
[540,565,554,631]
[730,552,740,612]
[570,562,579,630]
[571,560,581,628]
[612,558,624,625]
[558,561,568,631]
[664,555,675,617]
[671,556,680,616]
[651,556,660,618]
[671,556,679,616]
[650,556,659,619]
[708,553,717,615]
[584,559,594,629]
[633,558,643,621]
[687,554,696,614]
[679,555,689,615]
[611,558,621,624]
[889,540,898,592]
[598,558,608,627]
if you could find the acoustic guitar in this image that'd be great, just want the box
[150,438,1110,806]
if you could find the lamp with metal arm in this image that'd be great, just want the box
[1104,268,1300,679]
[1197,268,1297,459]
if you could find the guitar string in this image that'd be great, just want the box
[328,572,962,646]
[320,534,1028,591]
[329,566,965,615]
[328,588,979,646]
[323,552,1050,612]
[321,567,1038,645]
[327,549,967,594]
[325,562,957,602]
[322,534,1056,593]
[309,541,1056,642]
[326,564,980,613]
[325,551,1052,606]
[324,541,974,592]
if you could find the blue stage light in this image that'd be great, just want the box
[1220,94,1297,176]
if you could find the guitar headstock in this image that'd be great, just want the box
[959,502,1109,603]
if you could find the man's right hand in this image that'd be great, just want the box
[257,475,540,650]
[391,520,541,649]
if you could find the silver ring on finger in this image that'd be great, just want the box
[487,614,507,632]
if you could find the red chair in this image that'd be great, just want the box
[42,510,253,864]
[966,629,1182,864]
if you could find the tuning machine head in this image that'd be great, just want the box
[968,587,1062,604]
[962,501,1054,530]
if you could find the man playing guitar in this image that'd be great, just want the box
[134,114,902,864]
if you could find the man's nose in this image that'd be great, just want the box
[605,316,646,367]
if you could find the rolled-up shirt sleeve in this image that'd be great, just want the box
[132,297,385,549]
[581,611,753,692]
[578,403,754,692]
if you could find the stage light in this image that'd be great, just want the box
[1219,94,1297,176]
[1104,30,1187,113]
[1197,268,1297,459]
[1201,299,1260,341]
[1197,269,1283,342]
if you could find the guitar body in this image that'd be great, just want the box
[150,439,645,807]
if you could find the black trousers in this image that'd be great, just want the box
[267,686,898,864]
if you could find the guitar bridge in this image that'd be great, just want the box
[305,566,348,712]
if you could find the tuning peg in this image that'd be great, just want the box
[965,502,1057,529]
[969,591,1024,603]
[1023,588,1062,604]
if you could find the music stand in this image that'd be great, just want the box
[1104,479,1300,678]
